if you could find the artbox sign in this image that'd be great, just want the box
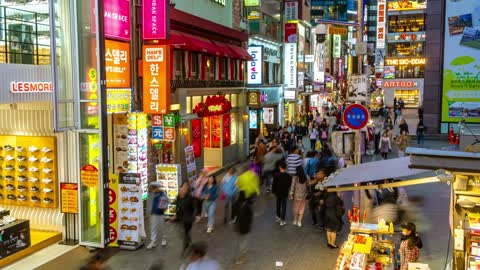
[284,43,297,89]
[383,79,423,89]
[247,46,263,85]
[10,82,53,93]
[143,0,169,40]
[376,0,386,49]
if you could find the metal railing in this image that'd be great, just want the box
[0,6,52,65]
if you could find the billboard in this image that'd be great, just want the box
[91,0,131,41]
[442,0,480,123]
[284,43,297,89]
[247,46,263,85]
[143,0,169,40]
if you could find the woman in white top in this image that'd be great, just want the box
[308,124,319,150]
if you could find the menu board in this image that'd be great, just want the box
[117,173,142,249]
[60,183,78,214]
[113,114,129,174]
[185,146,197,183]
[127,113,149,200]
[156,164,181,215]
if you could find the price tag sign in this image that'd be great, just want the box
[60,183,78,214]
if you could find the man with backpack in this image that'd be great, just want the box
[146,182,169,249]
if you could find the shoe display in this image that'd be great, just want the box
[17,186,27,192]
[5,155,14,161]
[7,194,16,200]
[18,195,26,201]
[31,196,40,202]
[42,178,53,184]
[5,165,13,171]
[29,156,38,162]
[29,177,39,183]
[18,165,26,172]
[29,167,39,172]
[16,146,24,152]
[43,188,53,193]
[5,175,14,181]
[0,194,3,199]
[43,198,53,203]
[4,145,14,151]
[17,156,26,162]
[41,157,52,163]
[28,146,39,152]
[6,184,14,191]
[18,175,27,182]
[30,186,39,193]
[41,147,52,153]
[42,168,52,174]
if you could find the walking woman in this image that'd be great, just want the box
[308,123,319,150]
[399,118,409,135]
[379,131,392,160]
[289,166,309,227]
[192,170,209,222]
[416,119,425,146]
[202,176,219,233]
[221,167,238,224]
[400,222,422,270]
[325,191,344,248]
[397,130,409,157]
[172,182,195,256]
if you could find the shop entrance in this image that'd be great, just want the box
[394,89,420,107]
[202,113,239,169]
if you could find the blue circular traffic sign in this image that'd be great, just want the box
[343,104,369,130]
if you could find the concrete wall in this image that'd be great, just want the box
[423,0,444,134]
[174,0,233,28]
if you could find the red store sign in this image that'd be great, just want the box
[193,95,232,117]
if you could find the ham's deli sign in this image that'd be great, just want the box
[10,82,53,93]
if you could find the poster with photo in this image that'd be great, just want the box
[156,164,181,215]
[113,114,129,174]
[442,0,480,123]
[185,146,197,183]
[263,107,274,124]
[249,110,258,129]
[117,173,143,249]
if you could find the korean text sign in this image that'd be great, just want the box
[247,46,263,85]
[92,0,130,41]
[143,0,169,40]
[376,0,386,49]
[143,45,170,114]
[284,43,297,89]
[105,40,131,88]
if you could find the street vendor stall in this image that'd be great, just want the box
[322,156,438,270]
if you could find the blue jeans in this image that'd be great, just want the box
[204,201,216,227]
[263,170,273,189]
[224,195,236,221]
[417,133,424,145]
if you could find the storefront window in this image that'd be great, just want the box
[220,58,227,79]
[387,42,425,57]
[203,116,221,148]
[203,117,210,148]
[388,14,426,33]
[230,113,237,144]
[204,55,215,80]
[191,52,199,79]
[173,50,184,79]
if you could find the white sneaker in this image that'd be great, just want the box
[42,178,53,184]
[29,177,39,183]
[293,220,298,226]
[207,227,213,233]
[41,157,52,163]
[41,147,52,153]
[5,155,14,161]
[42,168,52,174]
[161,239,167,246]
[275,216,281,223]
[146,242,157,249]
[280,221,286,226]
[297,222,302,227]
[29,156,38,162]
[29,146,39,152]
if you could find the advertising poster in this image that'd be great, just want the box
[156,164,181,215]
[249,110,258,129]
[347,75,368,101]
[91,0,131,41]
[113,114,129,174]
[185,146,197,183]
[105,40,130,88]
[442,0,480,123]
[107,89,131,114]
[143,45,171,114]
[191,119,202,158]
[263,107,274,124]
[142,0,169,40]
[284,43,297,88]
[60,183,78,214]
[284,23,297,43]
[127,113,149,200]
[333,34,341,59]
[387,0,426,11]
[383,66,395,79]
[247,46,263,85]
[108,174,119,247]
[117,173,142,249]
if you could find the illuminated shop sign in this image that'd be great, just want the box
[329,27,347,35]
[142,0,169,40]
[385,58,426,66]
[244,0,260,7]
[376,0,386,49]
[10,82,53,93]
[388,32,426,42]
[383,80,422,89]
[388,0,427,11]
[284,43,297,88]
[247,46,263,85]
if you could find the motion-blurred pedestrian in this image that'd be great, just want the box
[146,183,169,249]
[234,191,254,265]
[289,166,309,227]
[325,191,344,248]
[272,161,291,226]
[180,242,222,270]
[192,170,209,222]
[171,182,195,257]
[202,176,218,233]
[221,167,238,224]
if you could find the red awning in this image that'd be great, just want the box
[212,41,236,58]
[182,33,222,56]
[228,45,253,61]
[155,30,193,50]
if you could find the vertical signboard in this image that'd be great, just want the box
[247,46,263,85]
[117,173,143,249]
[105,40,130,88]
[108,174,119,247]
[284,43,297,89]
[92,0,131,41]
[442,0,480,123]
[191,119,202,158]
[60,183,79,214]
[333,34,341,58]
[284,1,298,21]
[143,45,170,114]
[376,0,386,49]
[142,0,169,40]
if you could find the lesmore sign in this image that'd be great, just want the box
[247,46,263,85]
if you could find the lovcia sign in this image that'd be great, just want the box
[247,46,263,85]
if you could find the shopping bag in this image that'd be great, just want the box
[315,140,322,151]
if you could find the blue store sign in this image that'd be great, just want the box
[152,126,164,140]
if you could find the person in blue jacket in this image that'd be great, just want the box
[147,182,168,249]
[202,176,218,233]
[221,167,238,224]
